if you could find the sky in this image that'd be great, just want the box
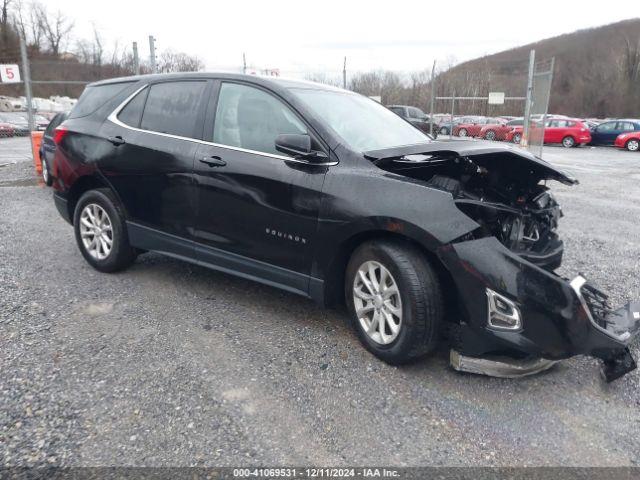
[53,0,638,78]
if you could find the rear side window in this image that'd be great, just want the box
[140,81,206,138]
[617,122,635,131]
[118,87,148,128]
[69,82,133,119]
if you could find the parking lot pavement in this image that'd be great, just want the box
[1,136,640,467]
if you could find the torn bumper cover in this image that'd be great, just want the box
[437,237,640,381]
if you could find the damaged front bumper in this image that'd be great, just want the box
[437,237,640,381]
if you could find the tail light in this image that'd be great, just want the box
[53,126,69,146]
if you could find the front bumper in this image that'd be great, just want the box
[438,237,640,381]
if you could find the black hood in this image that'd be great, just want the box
[364,140,578,186]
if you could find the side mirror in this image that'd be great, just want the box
[275,134,328,162]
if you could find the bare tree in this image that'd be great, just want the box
[157,49,204,73]
[36,4,73,55]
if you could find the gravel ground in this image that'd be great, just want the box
[1,136,640,467]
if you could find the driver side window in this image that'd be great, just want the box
[213,82,307,156]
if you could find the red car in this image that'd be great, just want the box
[614,131,640,152]
[478,118,524,141]
[0,122,15,138]
[453,117,503,137]
[505,119,591,147]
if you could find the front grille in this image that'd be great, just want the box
[580,281,614,330]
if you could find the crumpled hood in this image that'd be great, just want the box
[364,140,578,186]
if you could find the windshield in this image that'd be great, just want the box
[291,88,430,152]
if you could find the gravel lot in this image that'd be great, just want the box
[1,136,640,467]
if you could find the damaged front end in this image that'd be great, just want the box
[366,141,640,381]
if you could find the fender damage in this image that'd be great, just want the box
[366,141,640,381]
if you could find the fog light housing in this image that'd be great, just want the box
[486,289,522,331]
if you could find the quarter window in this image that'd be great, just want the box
[140,81,206,138]
[213,83,307,156]
[117,87,148,128]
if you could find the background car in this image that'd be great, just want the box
[387,105,438,137]
[615,131,640,152]
[589,119,640,146]
[505,119,591,147]
[0,122,14,138]
[479,118,523,141]
[0,113,30,136]
[452,116,496,137]
[38,111,68,186]
[438,116,476,135]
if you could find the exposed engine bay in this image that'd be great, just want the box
[376,152,566,270]
[364,142,639,382]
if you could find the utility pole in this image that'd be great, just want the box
[242,52,247,74]
[522,49,535,147]
[19,35,34,131]
[343,56,347,89]
[450,91,455,139]
[429,59,436,137]
[132,42,140,75]
[149,35,157,73]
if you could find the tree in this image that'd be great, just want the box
[157,49,204,73]
[36,4,73,55]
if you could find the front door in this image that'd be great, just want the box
[193,81,328,295]
[593,121,618,145]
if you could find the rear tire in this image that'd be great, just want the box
[439,127,449,135]
[345,240,443,365]
[41,155,52,186]
[562,136,575,148]
[458,128,468,137]
[485,130,496,141]
[73,188,137,273]
[626,139,639,152]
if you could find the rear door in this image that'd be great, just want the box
[100,80,209,249]
[192,81,329,294]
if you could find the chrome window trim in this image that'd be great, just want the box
[107,83,338,167]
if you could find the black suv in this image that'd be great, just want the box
[51,73,639,381]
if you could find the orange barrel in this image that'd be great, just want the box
[31,131,44,174]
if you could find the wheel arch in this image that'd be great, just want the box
[319,229,459,316]
[66,174,118,224]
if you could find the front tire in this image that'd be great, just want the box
[345,240,443,365]
[626,139,640,152]
[73,189,137,273]
[562,136,575,148]
[439,126,449,135]
[458,128,468,137]
[512,133,522,144]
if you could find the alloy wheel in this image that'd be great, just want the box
[627,139,639,152]
[513,133,522,144]
[353,261,403,345]
[79,203,113,260]
[485,131,496,141]
[459,128,467,137]
[562,136,575,148]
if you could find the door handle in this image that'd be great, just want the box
[199,156,226,167]
[108,136,125,146]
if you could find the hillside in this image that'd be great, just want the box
[440,18,640,117]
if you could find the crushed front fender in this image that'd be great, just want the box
[437,237,640,381]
